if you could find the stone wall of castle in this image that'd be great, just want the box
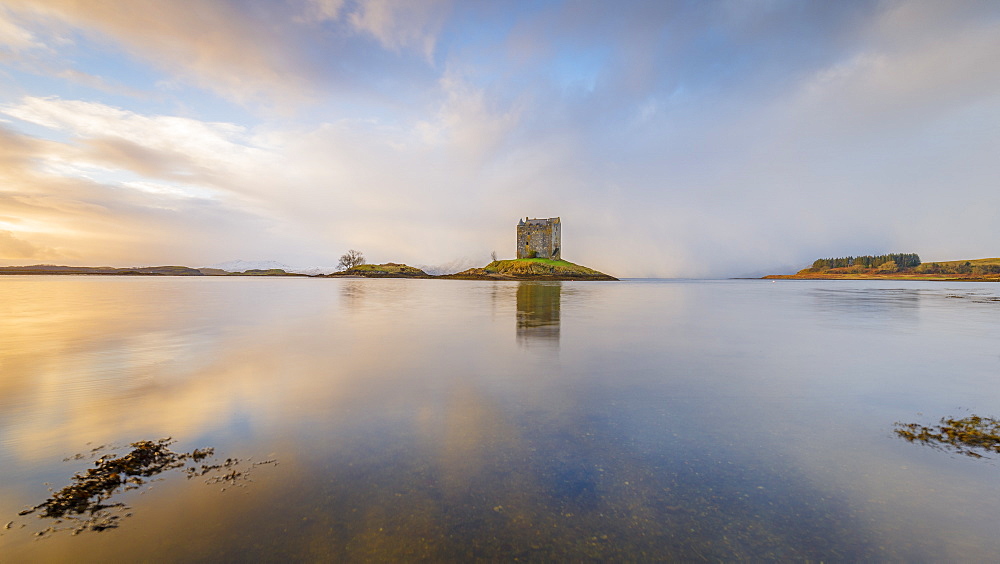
[516,217,561,259]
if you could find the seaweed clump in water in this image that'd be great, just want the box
[894,415,1000,458]
[16,438,220,535]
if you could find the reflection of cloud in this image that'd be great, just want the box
[4,278,1000,560]
[0,277,432,462]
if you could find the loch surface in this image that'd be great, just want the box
[3,276,1000,561]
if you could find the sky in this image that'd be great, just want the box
[0,0,999,277]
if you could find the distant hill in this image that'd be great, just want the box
[288,266,340,276]
[208,259,338,275]
[208,259,291,273]
[0,265,205,276]
[417,257,482,276]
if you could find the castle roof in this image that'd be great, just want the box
[522,217,559,226]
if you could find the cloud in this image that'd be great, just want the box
[0,94,515,267]
[0,6,44,52]
[1,0,450,110]
[3,0,315,106]
[54,68,150,98]
[3,96,269,190]
[419,71,522,162]
[348,0,451,61]
[2,2,1000,276]
[0,115,289,266]
[301,0,347,22]
[0,229,51,258]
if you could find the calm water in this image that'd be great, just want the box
[3,276,1000,561]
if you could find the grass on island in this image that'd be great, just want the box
[483,258,601,275]
[335,259,616,280]
[456,257,616,279]
[335,263,430,277]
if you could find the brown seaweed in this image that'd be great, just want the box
[13,438,275,537]
[893,415,1000,459]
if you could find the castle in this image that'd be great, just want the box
[517,217,561,259]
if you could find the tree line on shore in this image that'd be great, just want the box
[811,253,921,272]
[914,261,1000,275]
[808,253,1000,275]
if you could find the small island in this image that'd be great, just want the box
[0,217,618,281]
[442,258,616,281]
[319,258,616,281]
[320,217,616,280]
[0,259,617,281]
[765,253,1000,281]
[326,263,432,278]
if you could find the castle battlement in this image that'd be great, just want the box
[516,217,561,259]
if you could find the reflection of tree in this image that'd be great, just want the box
[516,282,561,345]
[811,288,920,318]
[894,415,1000,458]
[340,280,366,309]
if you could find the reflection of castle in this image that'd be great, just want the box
[517,217,561,259]
[516,282,561,345]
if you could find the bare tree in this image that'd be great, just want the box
[338,249,366,271]
[490,250,498,262]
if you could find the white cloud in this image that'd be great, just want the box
[419,72,522,162]
[0,7,43,52]
[0,229,50,258]
[54,68,149,98]
[301,0,347,22]
[3,0,315,106]
[3,96,272,188]
[348,0,451,61]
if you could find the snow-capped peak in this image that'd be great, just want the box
[208,259,292,272]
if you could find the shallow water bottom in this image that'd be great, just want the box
[3,277,1000,561]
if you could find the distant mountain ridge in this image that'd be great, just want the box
[0,265,206,276]
[208,259,291,272]
[207,259,338,275]
[417,257,482,276]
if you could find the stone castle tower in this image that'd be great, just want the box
[517,217,561,259]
